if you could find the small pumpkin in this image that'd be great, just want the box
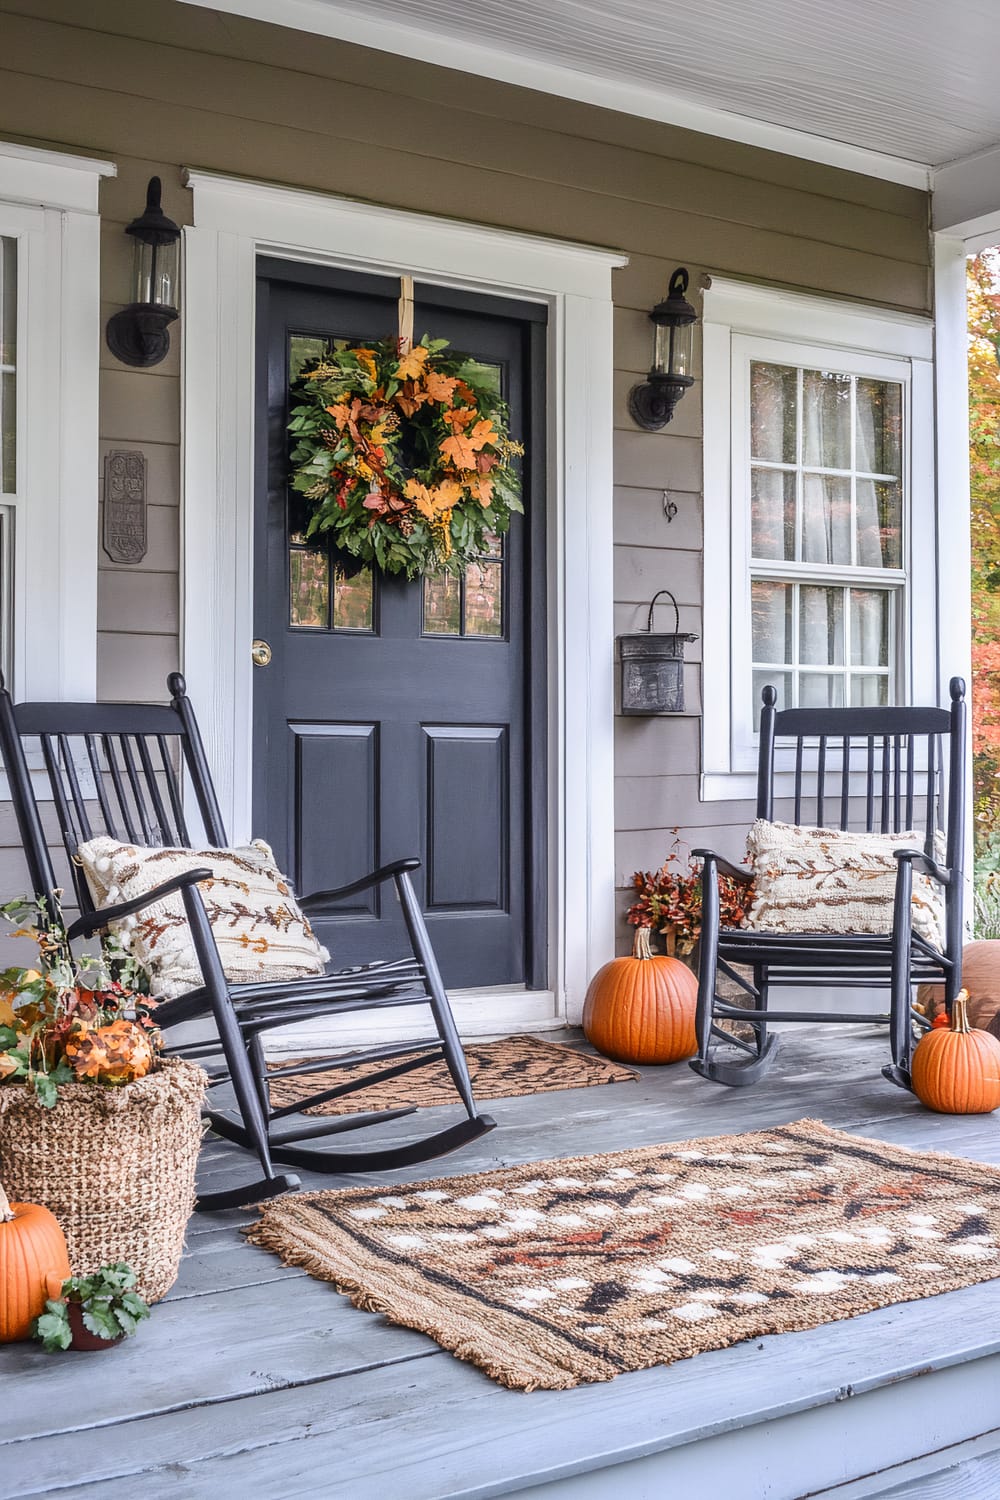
[911,989,1000,1114]
[0,1179,71,1342]
[583,926,698,1064]
[63,1018,156,1086]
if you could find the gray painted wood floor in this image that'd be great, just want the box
[3,1025,1000,1500]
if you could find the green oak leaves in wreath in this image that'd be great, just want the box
[288,336,524,580]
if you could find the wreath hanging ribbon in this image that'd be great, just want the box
[287,276,524,580]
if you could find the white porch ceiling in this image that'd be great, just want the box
[185,0,1000,190]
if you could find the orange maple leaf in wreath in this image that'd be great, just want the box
[442,406,477,433]
[404,478,463,519]
[466,475,494,507]
[439,418,498,472]
[422,369,459,405]
[395,345,429,381]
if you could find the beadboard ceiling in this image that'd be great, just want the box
[184,0,1000,185]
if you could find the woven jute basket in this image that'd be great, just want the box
[0,1057,207,1303]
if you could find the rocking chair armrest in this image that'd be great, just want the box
[67,868,214,940]
[299,857,422,911]
[692,849,754,885]
[892,848,953,888]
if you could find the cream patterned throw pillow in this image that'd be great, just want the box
[744,820,946,950]
[77,837,329,999]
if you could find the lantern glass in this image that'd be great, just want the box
[653,317,693,379]
[131,237,179,310]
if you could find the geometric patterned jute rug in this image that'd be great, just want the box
[267,1034,637,1116]
[246,1119,1000,1391]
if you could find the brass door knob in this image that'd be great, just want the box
[251,638,272,667]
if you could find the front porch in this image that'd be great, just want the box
[4,1025,1000,1499]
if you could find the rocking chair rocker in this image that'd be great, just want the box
[691,679,967,1091]
[0,673,496,1209]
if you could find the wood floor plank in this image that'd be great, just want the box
[10,1282,1000,1498]
[5,1026,1000,1499]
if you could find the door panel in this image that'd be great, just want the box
[424,725,508,911]
[292,721,379,917]
[252,261,546,990]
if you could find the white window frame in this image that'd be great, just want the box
[0,142,114,704]
[701,277,935,801]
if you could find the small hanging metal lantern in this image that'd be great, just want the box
[618,589,698,715]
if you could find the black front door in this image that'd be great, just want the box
[253,261,546,990]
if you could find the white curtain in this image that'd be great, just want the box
[855,381,883,567]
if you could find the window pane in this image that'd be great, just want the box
[850,674,889,707]
[289,548,330,629]
[751,579,792,663]
[802,370,851,469]
[750,363,797,463]
[850,590,890,667]
[333,564,373,631]
[873,481,902,569]
[800,673,845,709]
[751,468,795,560]
[799,586,844,665]
[855,480,902,569]
[856,378,901,477]
[464,560,503,637]
[1,238,14,495]
[753,670,791,728]
[289,333,333,383]
[801,474,851,565]
[459,358,503,397]
[423,573,461,635]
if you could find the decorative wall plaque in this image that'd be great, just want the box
[103,450,148,564]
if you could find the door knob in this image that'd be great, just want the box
[251,638,272,667]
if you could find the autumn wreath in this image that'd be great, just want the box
[288,336,524,579]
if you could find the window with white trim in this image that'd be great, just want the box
[747,354,904,722]
[0,235,14,687]
[701,279,935,800]
[0,143,114,706]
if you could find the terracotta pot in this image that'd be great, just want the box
[66,1300,122,1353]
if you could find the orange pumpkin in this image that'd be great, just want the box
[63,1018,156,1086]
[0,1178,71,1342]
[583,926,698,1064]
[911,990,1000,1114]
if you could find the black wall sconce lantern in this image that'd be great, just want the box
[628,267,697,431]
[618,589,698,715]
[105,177,181,368]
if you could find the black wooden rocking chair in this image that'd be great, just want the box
[692,679,967,1092]
[0,673,496,1209]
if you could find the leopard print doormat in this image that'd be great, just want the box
[247,1119,1000,1391]
[268,1034,637,1115]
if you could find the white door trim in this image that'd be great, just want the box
[181,170,624,1032]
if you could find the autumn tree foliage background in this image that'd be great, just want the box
[969,248,1000,859]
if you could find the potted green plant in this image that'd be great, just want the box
[32,1263,150,1352]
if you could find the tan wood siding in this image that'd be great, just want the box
[0,0,932,941]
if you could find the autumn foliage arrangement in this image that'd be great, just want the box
[627,840,754,956]
[0,898,160,1107]
[288,335,524,579]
